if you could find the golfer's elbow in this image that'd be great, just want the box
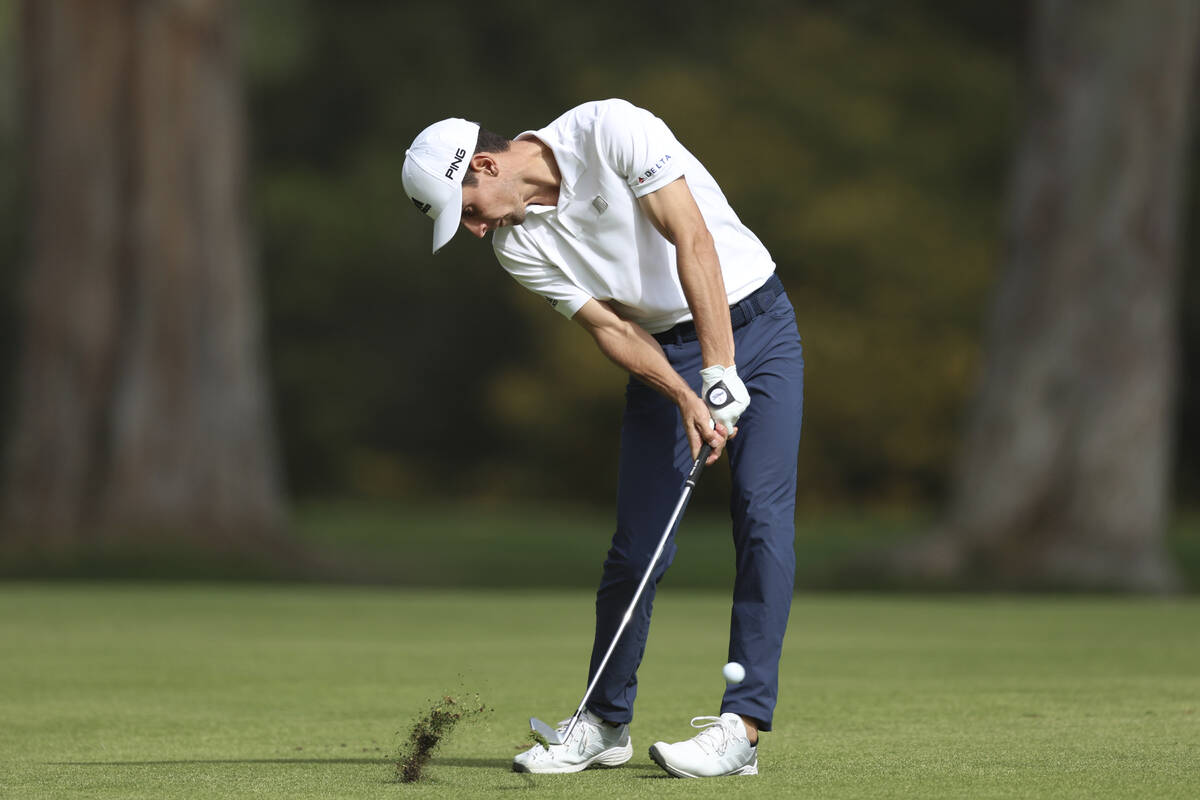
[676,224,716,262]
[590,318,636,360]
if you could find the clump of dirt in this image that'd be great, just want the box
[528,728,551,750]
[396,694,489,783]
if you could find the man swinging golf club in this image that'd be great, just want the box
[402,99,804,778]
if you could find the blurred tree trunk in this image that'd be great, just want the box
[4,0,285,545]
[903,0,1199,590]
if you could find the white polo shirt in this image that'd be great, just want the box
[492,99,776,334]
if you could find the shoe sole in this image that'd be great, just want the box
[512,743,633,774]
[648,744,759,778]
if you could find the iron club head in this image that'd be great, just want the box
[529,716,564,746]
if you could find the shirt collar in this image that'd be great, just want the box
[515,128,584,207]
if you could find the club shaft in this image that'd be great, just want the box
[561,443,712,743]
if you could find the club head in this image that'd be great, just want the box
[529,716,564,746]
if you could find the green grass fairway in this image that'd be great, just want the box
[1,585,1197,799]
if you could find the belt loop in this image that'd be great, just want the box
[729,297,748,328]
[739,274,779,326]
[758,282,774,314]
[756,273,781,315]
[758,274,776,314]
[746,292,763,318]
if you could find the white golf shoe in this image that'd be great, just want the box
[512,710,633,774]
[648,712,759,778]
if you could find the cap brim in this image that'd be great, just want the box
[431,181,463,254]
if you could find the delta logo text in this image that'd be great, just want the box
[636,153,673,184]
[446,148,467,179]
[412,197,432,214]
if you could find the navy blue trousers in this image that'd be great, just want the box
[586,286,804,731]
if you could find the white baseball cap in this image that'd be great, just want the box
[402,118,481,253]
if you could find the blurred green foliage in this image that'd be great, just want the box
[244,1,1023,507]
[0,1,1196,511]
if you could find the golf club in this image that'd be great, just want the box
[530,440,715,746]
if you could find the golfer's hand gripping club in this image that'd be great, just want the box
[700,364,749,439]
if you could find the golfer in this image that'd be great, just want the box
[402,99,803,778]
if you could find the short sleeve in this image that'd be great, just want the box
[493,233,592,320]
[594,99,686,198]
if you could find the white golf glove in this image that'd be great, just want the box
[700,364,750,435]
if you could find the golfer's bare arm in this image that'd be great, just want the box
[573,299,725,464]
[637,176,736,369]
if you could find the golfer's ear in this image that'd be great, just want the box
[470,153,498,177]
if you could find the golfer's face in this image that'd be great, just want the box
[460,176,525,238]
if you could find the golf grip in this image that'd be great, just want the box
[688,443,714,487]
[558,440,714,745]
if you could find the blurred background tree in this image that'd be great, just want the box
[3,0,283,548]
[900,0,1199,590]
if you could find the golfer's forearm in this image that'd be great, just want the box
[588,319,692,405]
[675,230,735,368]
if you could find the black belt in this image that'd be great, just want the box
[653,273,784,346]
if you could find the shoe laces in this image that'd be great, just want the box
[687,715,740,756]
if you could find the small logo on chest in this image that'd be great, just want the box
[591,195,609,215]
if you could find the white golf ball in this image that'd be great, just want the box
[722,661,745,684]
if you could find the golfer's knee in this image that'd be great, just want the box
[601,544,675,584]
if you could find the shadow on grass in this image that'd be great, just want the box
[432,757,525,769]
[50,758,392,766]
[51,756,518,769]
[435,757,662,774]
